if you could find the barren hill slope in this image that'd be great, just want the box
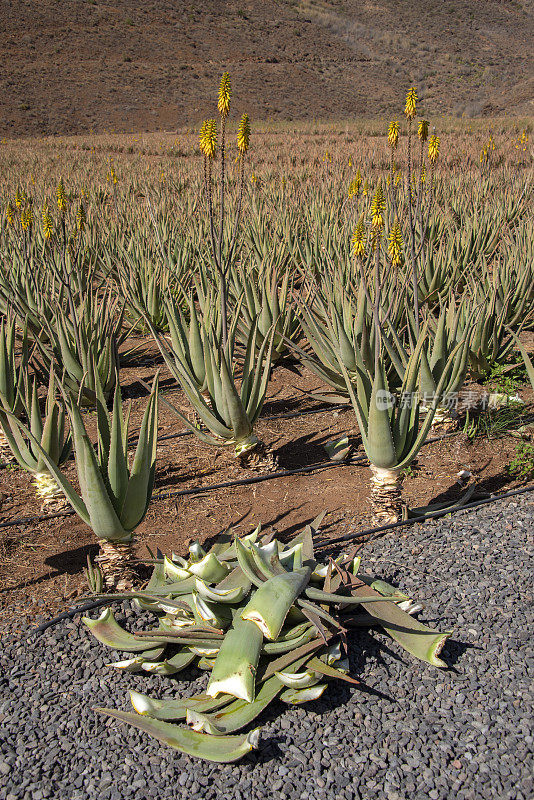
[1,0,533,136]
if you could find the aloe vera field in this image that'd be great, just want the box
[0,78,533,771]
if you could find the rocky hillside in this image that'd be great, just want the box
[1,0,533,136]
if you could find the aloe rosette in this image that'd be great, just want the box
[0,371,71,504]
[83,515,452,763]
[8,372,159,589]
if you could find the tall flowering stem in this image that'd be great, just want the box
[199,75,250,348]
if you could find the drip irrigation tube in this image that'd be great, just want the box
[0,433,458,531]
[131,402,349,445]
[314,483,534,550]
[27,481,534,637]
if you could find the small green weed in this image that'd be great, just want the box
[506,442,534,479]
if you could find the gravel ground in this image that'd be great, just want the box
[1,495,533,800]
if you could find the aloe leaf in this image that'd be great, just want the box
[130,690,234,721]
[307,656,360,685]
[241,567,311,640]
[141,650,197,675]
[195,578,249,604]
[107,382,129,513]
[94,708,259,763]
[274,669,321,689]
[305,587,405,604]
[187,553,230,583]
[107,647,166,672]
[351,585,451,667]
[207,616,263,702]
[83,608,162,651]
[234,536,265,587]
[262,625,318,654]
[279,684,327,704]
[120,381,158,530]
[188,652,313,735]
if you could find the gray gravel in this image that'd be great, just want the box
[1,495,533,800]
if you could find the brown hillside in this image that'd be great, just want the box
[1,0,533,136]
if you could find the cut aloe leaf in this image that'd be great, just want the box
[305,587,405,605]
[163,556,191,581]
[141,650,197,675]
[351,585,451,667]
[194,578,248,604]
[263,626,317,654]
[207,616,263,702]
[274,669,321,689]
[188,653,313,735]
[307,656,359,685]
[241,567,311,640]
[94,707,260,763]
[83,608,162,652]
[187,553,229,583]
[129,691,234,720]
[280,684,327,704]
[197,657,217,670]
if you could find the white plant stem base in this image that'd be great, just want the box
[32,472,68,509]
[237,439,278,472]
[370,466,404,525]
[96,538,137,591]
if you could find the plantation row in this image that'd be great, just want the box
[0,81,532,761]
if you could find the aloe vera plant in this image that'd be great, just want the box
[0,315,29,460]
[84,515,452,762]
[0,371,71,504]
[8,371,159,588]
[149,297,277,468]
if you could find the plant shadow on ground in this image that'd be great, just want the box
[275,431,354,470]
[122,375,175,400]
[0,542,99,595]
[154,463,217,491]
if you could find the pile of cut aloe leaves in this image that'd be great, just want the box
[84,516,451,762]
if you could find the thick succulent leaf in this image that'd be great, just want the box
[187,553,230,583]
[120,381,158,530]
[141,649,197,675]
[351,585,451,667]
[279,684,327,704]
[241,567,311,640]
[207,616,263,703]
[129,691,234,721]
[94,708,260,763]
[83,608,162,651]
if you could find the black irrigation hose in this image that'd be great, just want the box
[314,483,534,550]
[27,481,534,637]
[133,402,349,445]
[0,433,458,531]
[29,599,118,637]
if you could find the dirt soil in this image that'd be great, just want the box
[1,335,533,633]
[1,0,533,137]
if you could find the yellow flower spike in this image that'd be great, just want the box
[404,87,417,120]
[237,113,250,154]
[351,216,366,259]
[5,202,14,226]
[76,202,86,232]
[217,72,231,118]
[15,189,22,209]
[428,134,440,164]
[387,219,403,266]
[387,120,399,149]
[370,184,385,230]
[41,203,53,239]
[199,119,218,159]
[56,178,67,213]
[417,119,429,143]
